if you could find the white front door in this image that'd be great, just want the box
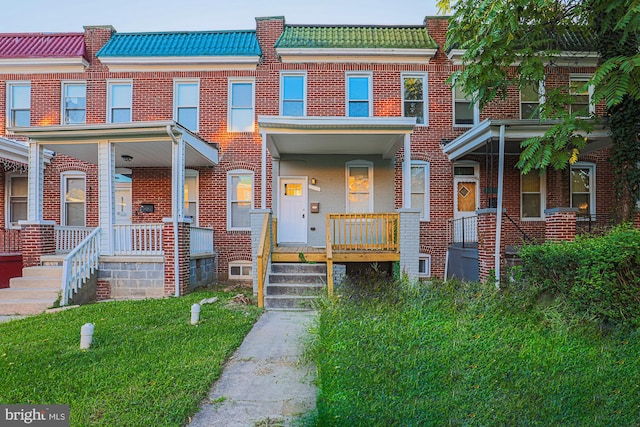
[115,186,132,224]
[278,177,307,244]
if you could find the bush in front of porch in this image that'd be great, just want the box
[0,290,261,426]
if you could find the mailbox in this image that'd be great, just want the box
[310,202,319,213]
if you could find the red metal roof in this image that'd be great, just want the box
[0,33,87,59]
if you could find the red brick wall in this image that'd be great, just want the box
[163,221,191,296]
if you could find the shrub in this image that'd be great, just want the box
[520,225,640,326]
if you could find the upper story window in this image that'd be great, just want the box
[107,81,132,123]
[569,75,594,118]
[62,82,86,125]
[7,82,31,127]
[346,73,372,117]
[228,78,255,132]
[411,161,431,221]
[453,84,478,126]
[61,172,86,227]
[521,171,546,220]
[571,162,596,218]
[280,72,306,116]
[6,174,27,228]
[174,80,199,132]
[346,160,373,213]
[184,169,198,224]
[403,73,427,125]
[520,81,543,120]
[227,170,254,230]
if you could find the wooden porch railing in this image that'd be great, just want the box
[326,213,400,252]
[0,229,21,254]
[190,226,214,255]
[62,227,100,306]
[55,226,94,253]
[257,214,272,309]
[113,223,163,256]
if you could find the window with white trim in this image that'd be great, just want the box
[174,80,199,131]
[107,81,132,123]
[569,75,594,117]
[6,174,27,228]
[229,261,252,280]
[571,162,596,218]
[7,82,31,127]
[62,82,86,125]
[453,84,478,126]
[346,72,372,117]
[520,81,543,120]
[402,73,427,125]
[227,170,253,230]
[419,254,431,279]
[346,160,373,213]
[280,72,306,116]
[228,78,255,132]
[184,169,198,224]
[411,161,430,221]
[61,172,86,227]
[521,172,546,219]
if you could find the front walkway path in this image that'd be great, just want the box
[188,311,317,427]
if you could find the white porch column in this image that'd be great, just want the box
[172,136,185,221]
[402,134,412,209]
[27,142,45,222]
[98,141,115,255]
[261,131,267,209]
[494,125,506,286]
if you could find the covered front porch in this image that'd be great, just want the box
[12,121,219,304]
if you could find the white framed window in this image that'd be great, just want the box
[107,80,132,123]
[419,254,431,279]
[228,78,255,132]
[453,84,478,126]
[280,72,306,116]
[62,82,86,125]
[571,162,596,218]
[61,172,86,227]
[229,261,252,280]
[520,81,544,120]
[569,75,594,118]
[346,72,372,117]
[227,170,254,230]
[184,169,199,225]
[346,160,373,213]
[6,82,31,127]
[6,174,27,229]
[410,161,430,221]
[174,79,199,131]
[402,73,427,125]
[521,171,546,220]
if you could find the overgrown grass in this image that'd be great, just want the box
[0,290,262,426]
[312,274,640,426]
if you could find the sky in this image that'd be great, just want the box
[3,0,442,33]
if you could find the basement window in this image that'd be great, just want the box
[229,261,252,280]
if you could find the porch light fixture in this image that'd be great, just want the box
[311,177,317,185]
[121,155,133,162]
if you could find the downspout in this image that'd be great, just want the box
[167,125,181,297]
[494,125,506,287]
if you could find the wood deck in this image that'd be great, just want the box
[272,246,400,263]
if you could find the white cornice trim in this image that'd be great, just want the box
[276,47,437,64]
[448,49,599,67]
[99,55,260,72]
[0,57,88,74]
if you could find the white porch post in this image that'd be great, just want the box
[172,137,185,221]
[261,131,267,209]
[98,141,115,255]
[402,133,412,209]
[26,142,45,222]
[494,125,506,286]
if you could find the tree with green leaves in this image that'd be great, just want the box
[438,0,640,221]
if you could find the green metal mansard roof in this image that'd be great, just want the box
[97,30,261,57]
[275,25,438,50]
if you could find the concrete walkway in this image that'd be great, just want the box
[188,311,318,427]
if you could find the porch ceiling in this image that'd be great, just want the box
[258,116,416,159]
[9,121,219,168]
[443,119,612,161]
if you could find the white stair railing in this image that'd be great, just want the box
[55,226,94,253]
[190,226,214,255]
[61,227,101,306]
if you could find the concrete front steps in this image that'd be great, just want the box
[0,266,63,315]
[265,263,326,310]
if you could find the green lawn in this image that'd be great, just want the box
[313,277,640,426]
[0,290,261,426]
